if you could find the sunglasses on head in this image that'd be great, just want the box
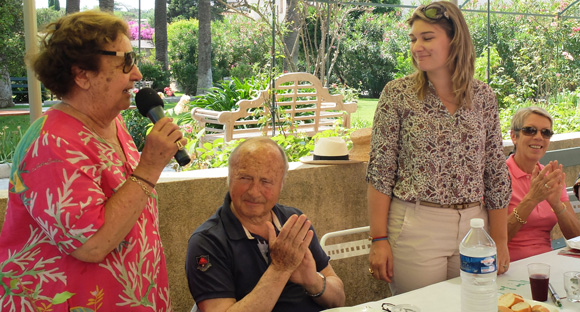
[419,3,450,21]
[516,126,554,139]
[97,50,138,73]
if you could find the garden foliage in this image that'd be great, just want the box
[167,19,199,95]
[336,11,409,97]
[3,1,580,167]
[167,16,272,96]
[139,61,171,91]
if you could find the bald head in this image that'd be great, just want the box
[228,137,289,186]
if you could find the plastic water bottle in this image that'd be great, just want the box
[460,218,497,312]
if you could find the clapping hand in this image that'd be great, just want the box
[268,214,314,274]
[529,161,564,207]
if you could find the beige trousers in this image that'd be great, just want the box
[388,197,488,295]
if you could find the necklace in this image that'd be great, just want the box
[59,101,123,149]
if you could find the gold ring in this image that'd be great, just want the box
[368,268,374,274]
[176,141,184,150]
[544,183,550,189]
[503,265,508,269]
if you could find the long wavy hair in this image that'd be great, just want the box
[407,1,475,108]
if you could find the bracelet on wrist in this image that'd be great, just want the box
[129,176,153,197]
[305,272,326,298]
[513,208,527,224]
[369,235,388,243]
[553,203,567,216]
[130,173,156,188]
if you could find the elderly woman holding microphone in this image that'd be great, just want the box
[0,11,183,311]
[506,106,580,261]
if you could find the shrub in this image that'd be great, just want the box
[121,108,150,151]
[128,20,155,40]
[498,90,580,139]
[335,11,409,97]
[212,15,272,81]
[191,76,268,111]
[465,0,580,107]
[2,0,25,78]
[168,19,199,95]
[167,15,274,96]
[139,61,171,91]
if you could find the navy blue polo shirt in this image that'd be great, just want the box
[186,193,330,312]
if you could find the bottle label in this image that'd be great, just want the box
[460,254,497,274]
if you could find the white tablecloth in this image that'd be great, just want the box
[342,249,580,311]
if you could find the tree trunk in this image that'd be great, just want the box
[0,68,14,109]
[99,0,114,12]
[196,0,213,95]
[155,0,168,71]
[283,0,300,71]
[66,0,79,14]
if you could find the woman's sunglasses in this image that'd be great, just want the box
[516,126,554,139]
[97,50,138,73]
[419,3,450,21]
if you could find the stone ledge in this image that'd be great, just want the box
[0,163,11,179]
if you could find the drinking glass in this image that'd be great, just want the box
[527,263,550,301]
[563,271,580,302]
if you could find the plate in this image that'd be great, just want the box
[566,235,580,249]
[525,299,558,312]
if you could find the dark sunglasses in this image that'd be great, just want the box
[419,3,450,21]
[516,126,554,139]
[97,50,138,73]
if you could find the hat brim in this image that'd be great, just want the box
[299,156,362,165]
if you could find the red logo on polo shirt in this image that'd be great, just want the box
[196,255,212,272]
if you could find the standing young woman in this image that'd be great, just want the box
[366,1,511,294]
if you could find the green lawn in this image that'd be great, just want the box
[0,114,29,163]
[352,98,378,125]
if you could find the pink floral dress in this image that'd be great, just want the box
[0,109,172,311]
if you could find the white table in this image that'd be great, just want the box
[346,249,580,311]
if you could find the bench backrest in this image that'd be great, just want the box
[192,72,357,142]
[10,77,32,94]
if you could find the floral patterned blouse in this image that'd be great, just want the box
[0,109,172,311]
[366,76,511,209]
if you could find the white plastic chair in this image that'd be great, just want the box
[319,226,371,260]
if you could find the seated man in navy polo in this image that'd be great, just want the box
[186,137,345,312]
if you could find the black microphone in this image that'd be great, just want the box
[135,88,191,166]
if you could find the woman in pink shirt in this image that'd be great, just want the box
[506,106,580,261]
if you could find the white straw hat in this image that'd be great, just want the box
[300,137,361,165]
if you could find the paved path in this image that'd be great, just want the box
[0,104,52,116]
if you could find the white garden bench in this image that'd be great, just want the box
[191,72,357,142]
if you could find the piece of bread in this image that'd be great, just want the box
[510,302,531,312]
[498,293,524,308]
[498,306,513,312]
[531,305,550,312]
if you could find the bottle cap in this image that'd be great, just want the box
[470,218,484,228]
